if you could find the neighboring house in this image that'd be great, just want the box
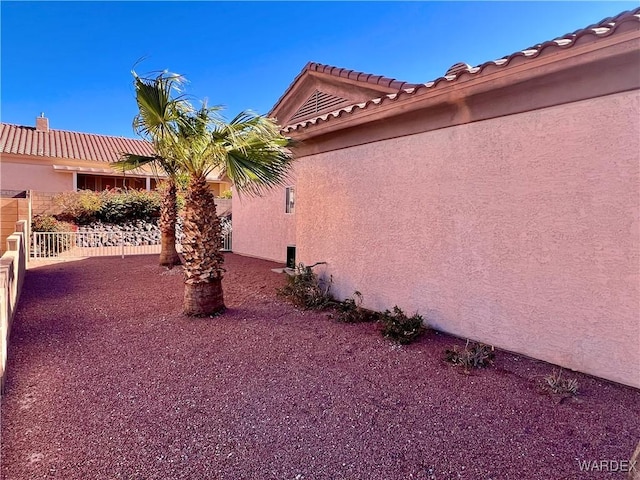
[233,8,640,388]
[0,116,233,252]
[0,116,232,211]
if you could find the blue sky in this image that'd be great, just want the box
[1,1,637,139]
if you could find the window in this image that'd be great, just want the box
[285,186,295,214]
[76,174,149,191]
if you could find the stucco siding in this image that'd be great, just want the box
[295,90,639,388]
[232,173,297,263]
[1,161,73,192]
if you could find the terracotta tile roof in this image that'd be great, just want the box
[305,62,419,90]
[283,7,640,133]
[0,123,153,162]
[269,62,419,116]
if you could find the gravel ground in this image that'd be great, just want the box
[1,254,638,480]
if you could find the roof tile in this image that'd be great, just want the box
[0,123,153,162]
[283,7,640,134]
[269,62,419,116]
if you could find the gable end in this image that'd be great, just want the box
[289,90,351,123]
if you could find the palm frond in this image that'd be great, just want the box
[122,70,199,180]
[126,71,294,193]
[195,111,295,194]
[112,153,156,172]
[131,70,193,144]
[223,138,294,196]
[113,153,166,179]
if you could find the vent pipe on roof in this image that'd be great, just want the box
[36,114,49,132]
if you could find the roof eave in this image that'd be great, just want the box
[285,27,640,142]
[269,62,417,118]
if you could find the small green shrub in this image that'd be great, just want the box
[31,214,75,233]
[97,189,161,224]
[335,291,380,323]
[54,188,161,225]
[219,189,233,199]
[541,369,579,397]
[55,190,102,224]
[379,306,426,344]
[277,262,334,310]
[32,214,64,232]
[445,340,495,372]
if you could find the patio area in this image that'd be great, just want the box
[1,254,638,479]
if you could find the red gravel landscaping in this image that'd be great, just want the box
[1,254,638,479]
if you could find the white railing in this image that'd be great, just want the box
[31,230,232,259]
[222,231,232,252]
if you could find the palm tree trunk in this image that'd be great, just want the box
[159,178,181,267]
[182,174,225,316]
[184,278,224,316]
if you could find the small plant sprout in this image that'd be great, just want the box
[541,369,579,397]
[335,291,380,323]
[277,262,334,310]
[445,340,495,372]
[379,306,426,344]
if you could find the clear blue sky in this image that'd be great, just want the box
[1,1,637,139]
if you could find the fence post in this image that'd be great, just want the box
[27,191,32,262]
[121,232,125,259]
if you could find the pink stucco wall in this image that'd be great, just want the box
[232,173,296,263]
[290,90,638,388]
[0,161,73,192]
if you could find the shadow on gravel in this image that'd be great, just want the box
[23,260,92,301]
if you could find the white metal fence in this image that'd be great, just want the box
[31,230,232,259]
[221,230,232,252]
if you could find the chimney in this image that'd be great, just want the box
[36,113,49,132]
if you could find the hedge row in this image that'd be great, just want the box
[54,188,162,225]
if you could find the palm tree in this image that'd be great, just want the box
[113,70,187,267]
[120,71,293,315]
[174,106,294,315]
